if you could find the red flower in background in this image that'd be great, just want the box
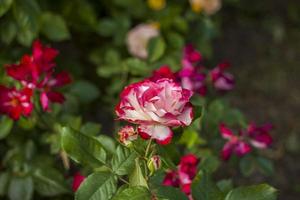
[116,78,193,145]
[163,154,199,199]
[5,40,71,113]
[150,65,176,82]
[38,71,72,111]
[179,45,207,96]
[6,40,58,88]
[178,154,199,195]
[72,172,85,192]
[246,123,273,149]
[210,61,235,92]
[150,45,234,97]
[0,86,33,120]
[220,123,251,161]
[163,170,180,188]
[182,44,202,68]
[219,123,273,161]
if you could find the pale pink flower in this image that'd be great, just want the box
[126,24,159,59]
[189,0,222,15]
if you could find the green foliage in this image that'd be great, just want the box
[40,12,70,41]
[240,155,256,177]
[225,184,277,200]
[112,186,151,200]
[0,0,13,17]
[61,127,106,167]
[13,0,40,46]
[129,159,148,188]
[191,171,224,200]
[33,168,70,196]
[8,176,33,200]
[0,116,13,139]
[75,172,117,200]
[111,145,138,175]
[69,80,100,104]
[148,36,166,62]
[0,172,9,196]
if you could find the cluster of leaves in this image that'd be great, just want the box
[60,120,277,200]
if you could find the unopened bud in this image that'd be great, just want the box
[118,125,138,146]
[147,155,161,175]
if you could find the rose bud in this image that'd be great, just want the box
[147,155,162,175]
[118,125,138,146]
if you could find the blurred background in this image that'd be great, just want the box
[0,0,299,199]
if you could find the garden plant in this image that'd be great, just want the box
[0,0,290,200]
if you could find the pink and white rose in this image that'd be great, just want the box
[115,78,193,145]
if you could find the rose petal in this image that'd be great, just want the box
[221,142,234,161]
[40,92,49,111]
[235,141,252,157]
[219,123,234,139]
[138,124,173,145]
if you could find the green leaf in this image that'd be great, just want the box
[154,186,189,200]
[191,171,224,200]
[96,18,117,37]
[147,36,166,62]
[40,12,70,41]
[70,80,100,104]
[225,184,277,200]
[81,122,101,136]
[200,155,220,173]
[75,172,117,200]
[0,172,9,196]
[0,0,13,17]
[179,128,206,149]
[0,20,17,44]
[17,27,37,46]
[111,145,138,175]
[97,135,116,155]
[33,168,70,196]
[61,127,106,167]
[0,116,13,140]
[17,116,36,130]
[112,186,151,200]
[167,32,184,49]
[256,157,274,176]
[217,179,233,194]
[13,0,40,46]
[240,155,255,177]
[125,58,150,75]
[8,176,33,200]
[129,159,148,188]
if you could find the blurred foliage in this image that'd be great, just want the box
[1,0,299,199]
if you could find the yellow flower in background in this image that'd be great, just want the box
[189,0,222,15]
[147,0,166,11]
[190,0,202,13]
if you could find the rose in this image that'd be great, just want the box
[126,23,159,59]
[116,78,193,145]
[163,154,199,199]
